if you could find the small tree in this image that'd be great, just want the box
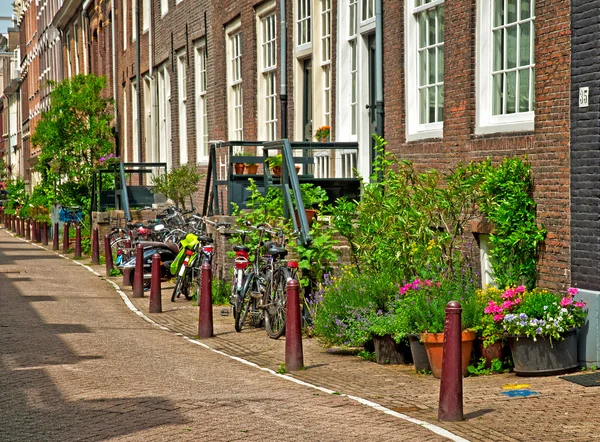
[152,164,204,210]
[32,74,114,212]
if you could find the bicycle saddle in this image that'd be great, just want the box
[198,235,214,244]
[233,244,250,253]
[267,245,288,257]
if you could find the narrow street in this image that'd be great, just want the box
[0,228,448,441]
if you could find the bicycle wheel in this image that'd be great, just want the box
[182,268,195,300]
[171,272,188,302]
[234,275,252,332]
[263,268,289,339]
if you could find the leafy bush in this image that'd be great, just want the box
[152,163,204,210]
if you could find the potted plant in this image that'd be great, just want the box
[265,154,283,177]
[483,286,586,376]
[472,287,506,367]
[245,162,259,175]
[314,125,331,142]
[293,184,328,226]
[232,152,246,175]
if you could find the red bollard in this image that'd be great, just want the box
[121,239,132,286]
[104,234,114,276]
[62,223,70,254]
[91,227,100,264]
[26,218,31,240]
[198,262,213,338]
[32,220,37,242]
[132,243,144,298]
[149,253,162,313]
[41,222,48,246]
[16,217,20,236]
[20,217,25,236]
[438,301,464,422]
[11,215,15,233]
[34,220,40,243]
[53,223,59,250]
[74,226,82,257]
[285,278,304,371]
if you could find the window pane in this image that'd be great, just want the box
[518,69,530,112]
[507,0,517,24]
[506,25,517,70]
[418,13,426,48]
[506,70,516,114]
[437,6,444,43]
[437,85,444,121]
[519,22,531,66]
[428,48,436,84]
[521,0,531,20]
[493,29,503,71]
[419,51,427,86]
[493,0,504,27]
[492,73,503,115]
[428,9,436,46]
[428,86,436,123]
[437,46,444,83]
[419,88,427,124]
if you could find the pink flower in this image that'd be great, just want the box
[501,300,514,310]
[399,286,408,295]
[515,285,526,294]
[567,287,579,297]
[502,289,515,299]
[424,279,433,286]
[514,298,522,305]
[435,282,441,287]
[560,297,573,307]
[493,314,504,322]
[484,301,503,315]
[412,279,421,289]
[574,301,586,308]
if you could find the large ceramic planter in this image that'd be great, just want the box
[421,330,476,379]
[372,335,413,365]
[508,328,579,376]
[408,334,431,373]
[245,164,259,174]
[234,163,245,174]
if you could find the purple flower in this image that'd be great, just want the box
[536,327,542,335]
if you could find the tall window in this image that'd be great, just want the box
[405,0,444,140]
[158,65,172,171]
[228,30,243,141]
[177,52,188,164]
[260,13,277,141]
[349,0,358,137]
[297,0,311,47]
[74,23,80,74]
[132,82,139,162]
[142,0,150,32]
[123,86,128,162]
[476,0,535,134]
[195,44,209,162]
[161,0,168,16]
[131,0,137,42]
[66,30,72,78]
[122,0,127,50]
[321,0,331,126]
[492,0,535,115]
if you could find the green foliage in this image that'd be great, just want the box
[276,363,288,374]
[152,163,204,210]
[356,350,376,362]
[265,154,283,168]
[33,74,114,213]
[211,279,231,305]
[296,220,339,287]
[479,157,546,289]
[467,358,505,376]
[295,183,329,208]
[108,267,121,277]
[5,178,27,212]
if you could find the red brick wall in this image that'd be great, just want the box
[382,0,571,291]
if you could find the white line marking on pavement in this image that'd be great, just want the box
[4,227,469,442]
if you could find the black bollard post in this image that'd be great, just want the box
[132,243,144,298]
[149,254,162,313]
[438,301,464,422]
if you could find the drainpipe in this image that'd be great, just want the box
[279,0,287,139]
[111,0,119,156]
[148,0,156,166]
[375,0,383,140]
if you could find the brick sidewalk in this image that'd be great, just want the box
[9,228,600,442]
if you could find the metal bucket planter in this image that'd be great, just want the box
[508,328,579,376]
[408,334,431,373]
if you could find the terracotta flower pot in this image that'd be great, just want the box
[234,163,245,174]
[478,340,503,368]
[271,166,282,177]
[294,209,317,227]
[245,164,259,174]
[421,330,476,379]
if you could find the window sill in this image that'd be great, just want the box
[475,118,534,135]
[406,128,442,142]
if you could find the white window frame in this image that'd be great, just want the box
[74,22,80,74]
[405,0,444,141]
[296,0,312,50]
[227,21,243,141]
[177,51,188,164]
[142,0,150,32]
[161,0,168,16]
[479,234,496,288]
[176,0,183,5]
[122,0,127,50]
[360,0,375,24]
[66,29,72,78]
[195,41,209,163]
[321,0,331,127]
[476,0,535,134]
[257,4,278,142]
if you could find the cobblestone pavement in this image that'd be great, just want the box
[2,226,600,441]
